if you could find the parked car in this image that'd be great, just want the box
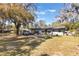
[22,30,34,35]
[64,31,75,36]
[0,29,11,33]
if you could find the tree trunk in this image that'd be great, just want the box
[45,29,47,35]
[15,23,20,35]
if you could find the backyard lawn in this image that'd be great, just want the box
[0,35,79,56]
[0,34,46,56]
[31,36,79,56]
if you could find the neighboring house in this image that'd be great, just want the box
[30,26,67,36]
[52,26,67,36]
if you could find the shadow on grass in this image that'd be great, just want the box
[0,35,51,56]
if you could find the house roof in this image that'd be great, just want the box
[30,26,67,30]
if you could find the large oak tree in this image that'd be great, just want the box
[0,3,35,35]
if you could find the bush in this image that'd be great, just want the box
[44,35,52,39]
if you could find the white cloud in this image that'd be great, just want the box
[48,9,56,13]
[35,9,56,15]
[35,11,46,15]
[37,18,45,21]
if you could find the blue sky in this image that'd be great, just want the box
[35,3,64,25]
